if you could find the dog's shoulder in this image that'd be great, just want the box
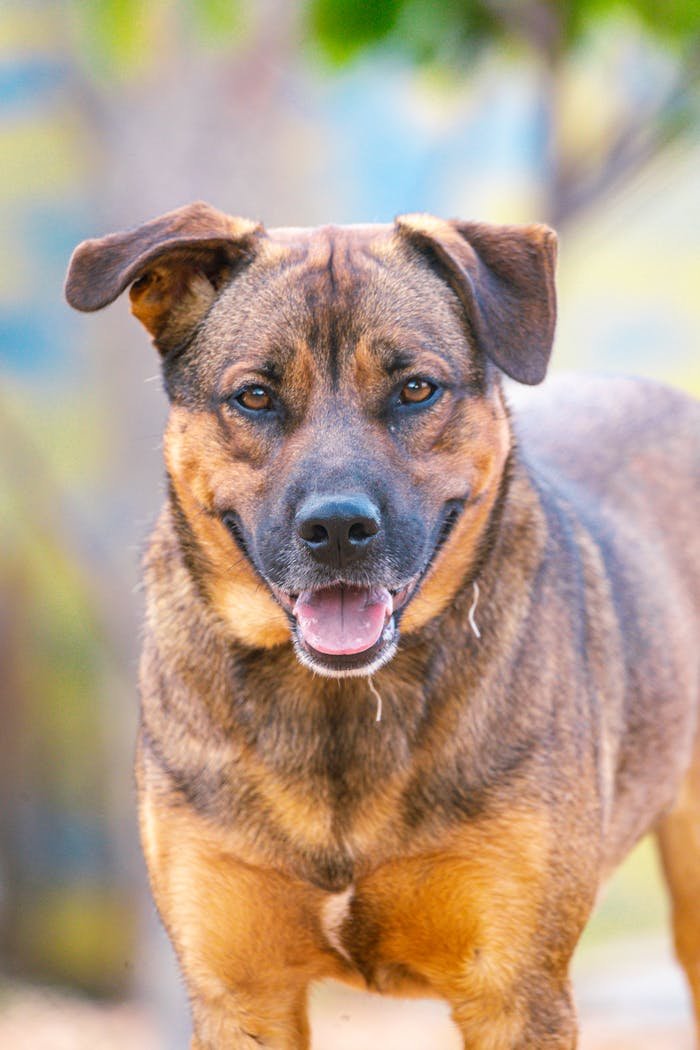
[510,373,698,455]
[509,373,700,498]
[507,374,700,635]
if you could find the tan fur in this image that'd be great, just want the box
[165,408,289,648]
[130,266,218,347]
[141,778,571,1049]
[656,731,700,1028]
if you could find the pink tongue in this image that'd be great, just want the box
[293,586,393,655]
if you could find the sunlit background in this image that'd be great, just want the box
[1,1,699,1047]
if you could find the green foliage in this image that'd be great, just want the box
[582,0,700,45]
[308,0,499,65]
[70,0,245,79]
[308,0,403,63]
[73,0,149,76]
[306,0,700,65]
[18,884,135,995]
[191,0,245,46]
[68,1,700,77]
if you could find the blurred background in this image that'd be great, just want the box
[1,1,699,1047]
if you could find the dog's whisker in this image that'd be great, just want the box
[469,580,481,640]
[223,559,245,575]
[367,677,383,723]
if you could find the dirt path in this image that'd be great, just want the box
[0,985,692,1050]
[309,980,694,1050]
[0,936,694,1049]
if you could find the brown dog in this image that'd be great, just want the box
[65,202,700,1049]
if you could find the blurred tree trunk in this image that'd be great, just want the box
[309,0,700,229]
[485,0,700,227]
[549,41,700,227]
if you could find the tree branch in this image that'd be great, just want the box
[551,35,700,226]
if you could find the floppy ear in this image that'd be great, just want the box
[64,201,263,354]
[395,213,557,385]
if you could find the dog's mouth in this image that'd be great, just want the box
[271,581,414,676]
[266,499,465,677]
[294,584,395,655]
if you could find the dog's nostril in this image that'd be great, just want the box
[307,523,328,545]
[298,517,331,545]
[349,519,378,542]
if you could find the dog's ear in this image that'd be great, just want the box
[395,214,557,385]
[65,201,263,354]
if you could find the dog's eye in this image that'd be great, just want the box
[235,385,273,412]
[398,377,437,405]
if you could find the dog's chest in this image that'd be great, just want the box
[223,698,430,886]
[311,804,554,996]
[238,768,413,892]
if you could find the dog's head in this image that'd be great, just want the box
[66,203,556,677]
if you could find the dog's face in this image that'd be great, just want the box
[66,204,556,676]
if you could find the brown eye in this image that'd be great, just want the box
[399,377,437,405]
[235,385,273,412]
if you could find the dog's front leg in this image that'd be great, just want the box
[188,987,310,1050]
[139,793,341,1050]
[343,808,587,1050]
[449,976,578,1050]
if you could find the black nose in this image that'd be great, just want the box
[296,494,381,567]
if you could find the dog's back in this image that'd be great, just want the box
[513,374,700,866]
[513,374,700,528]
[513,374,700,641]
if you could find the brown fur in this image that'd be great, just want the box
[65,203,700,1048]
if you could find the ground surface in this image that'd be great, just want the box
[0,934,694,1049]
